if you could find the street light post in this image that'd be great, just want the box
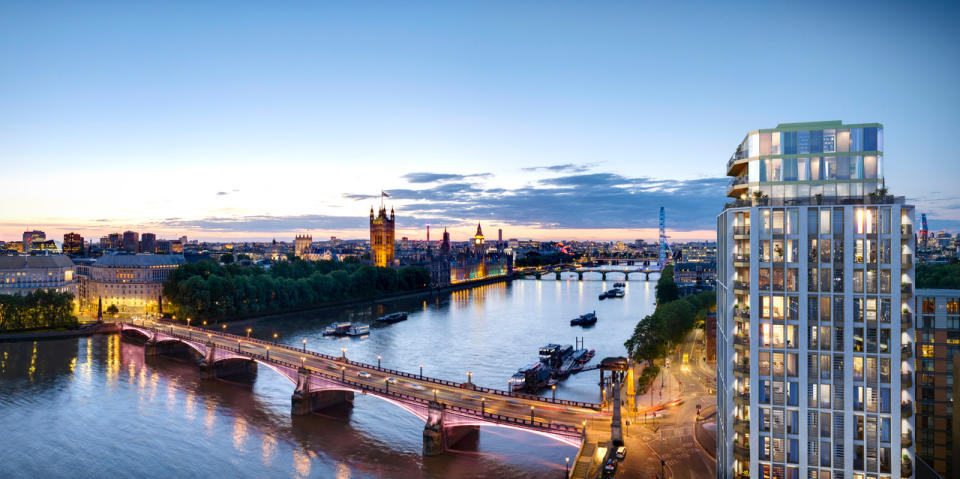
[419,364,423,379]
[266,346,270,360]
[341,347,346,359]
[341,366,345,381]
[433,389,438,402]
[246,328,252,338]
[565,457,570,478]
[385,378,389,393]
[302,338,307,352]
[467,371,472,384]
[273,333,278,344]
[481,397,485,415]
[377,355,381,368]
[530,406,535,422]
[552,384,556,401]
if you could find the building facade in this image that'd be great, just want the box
[63,232,84,255]
[912,288,960,478]
[294,234,312,259]
[473,222,485,257]
[0,256,78,298]
[370,205,395,267]
[716,122,916,479]
[140,233,156,254]
[81,254,185,315]
[122,231,139,253]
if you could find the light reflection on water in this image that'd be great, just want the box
[0,279,654,478]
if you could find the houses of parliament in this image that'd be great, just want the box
[369,204,395,267]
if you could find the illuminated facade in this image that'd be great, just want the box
[63,232,84,255]
[717,122,916,479]
[81,254,185,315]
[0,256,77,297]
[473,222,485,256]
[912,289,960,478]
[370,205,395,267]
[294,234,312,259]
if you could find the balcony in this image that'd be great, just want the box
[733,443,750,460]
[901,373,912,389]
[901,311,913,329]
[902,253,913,268]
[734,361,750,378]
[901,224,913,237]
[734,334,749,348]
[901,432,913,448]
[733,417,749,434]
[725,194,906,210]
[733,254,750,265]
[901,283,913,298]
[734,308,750,322]
[902,457,913,477]
[728,176,749,197]
[901,343,913,359]
[734,391,750,405]
[727,148,748,176]
[901,401,913,418]
[733,280,751,293]
[733,226,750,236]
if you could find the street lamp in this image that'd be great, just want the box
[385,378,389,393]
[481,397,485,415]
[530,406,535,422]
[433,389,438,402]
[302,338,307,352]
[341,366,346,381]
[202,320,206,328]
[246,328,252,338]
[552,384,557,401]
[565,457,570,477]
[377,355,381,368]
[222,323,227,332]
[186,318,191,328]
[341,347,346,359]
[420,364,423,379]
[273,333,278,344]
[467,371,472,384]
[300,356,305,367]
[266,346,270,360]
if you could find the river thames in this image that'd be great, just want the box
[0,276,656,478]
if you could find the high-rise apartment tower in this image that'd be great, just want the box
[716,121,916,479]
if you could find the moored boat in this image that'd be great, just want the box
[570,311,598,326]
[376,312,408,323]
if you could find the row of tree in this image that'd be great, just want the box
[163,259,431,320]
[0,290,78,332]
[624,265,715,365]
[916,262,960,289]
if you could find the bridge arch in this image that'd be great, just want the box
[604,271,627,281]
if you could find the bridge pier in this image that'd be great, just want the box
[601,272,606,281]
[555,271,561,280]
[578,272,583,281]
[422,401,478,456]
[535,272,542,280]
[291,367,353,415]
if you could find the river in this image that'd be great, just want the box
[0,276,656,478]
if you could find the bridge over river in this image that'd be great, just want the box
[119,320,615,468]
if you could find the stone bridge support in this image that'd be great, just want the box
[601,271,606,281]
[422,402,479,456]
[143,329,160,356]
[534,272,542,280]
[291,367,353,415]
[555,271,561,280]
[577,271,583,281]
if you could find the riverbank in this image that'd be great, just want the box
[0,322,120,343]
[174,274,513,329]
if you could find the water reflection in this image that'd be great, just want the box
[0,279,654,478]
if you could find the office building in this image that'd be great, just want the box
[62,232,84,256]
[140,233,157,254]
[716,121,916,478]
[81,254,185,315]
[122,231,139,252]
[912,289,960,478]
[0,256,77,297]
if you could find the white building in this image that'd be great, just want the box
[0,255,77,297]
[81,253,185,315]
[716,121,916,479]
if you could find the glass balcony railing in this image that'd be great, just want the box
[729,175,748,188]
[733,225,750,236]
[901,283,913,296]
[901,374,912,388]
[901,311,913,328]
[902,457,913,477]
[725,194,905,210]
[902,253,913,267]
[901,224,913,236]
[734,254,750,263]
[734,281,751,291]
[901,343,913,358]
[901,432,913,448]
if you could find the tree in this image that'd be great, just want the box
[220,253,234,264]
[655,265,680,305]
[106,304,119,315]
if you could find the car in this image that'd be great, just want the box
[405,382,426,391]
[357,371,371,378]
[615,446,626,460]
[386,377,398,384]
[603,458,617,474]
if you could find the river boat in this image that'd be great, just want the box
[376,312,408,323]
[509,362,551,392]
[571,348,596,364]
[607,288,624,298]
[570,311,598,326]
[323,322,370,337]
[539,344,574,367]
[556,357,576,378]
[613,282,626,287]
[599,291,608,300]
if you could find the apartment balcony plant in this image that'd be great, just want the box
[901,310,913,329]
[900,343,912,359]
[901,431,913,448]
[901,455,913,477]
[901,400,913,418]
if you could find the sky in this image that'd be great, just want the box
[1,1,958,243]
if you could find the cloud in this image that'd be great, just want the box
[379,172,729,231]
[154,215,367,233]
[402,172,492,183]
[522,163,594,173]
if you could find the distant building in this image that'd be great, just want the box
[0,255,77,298]
[155,240,172,254]
[122,231,139,252]
[294,234,312,259]
[370,205,395,267]
[63,232,84,255]
[104,233,122,250]
[22,230,45,246]
[171,240,183,253]
[473,223,485,257]
[140,233,157,254]
[5,241,24,253]
[81,254,186,316]
[440,228,451,257]
[913,289,960,478]
[673,261,716,287]
[681,244,717,263]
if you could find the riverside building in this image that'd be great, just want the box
[716,121,916,479]
[80,253,185,316]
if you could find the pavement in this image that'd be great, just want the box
[614,328,717,478]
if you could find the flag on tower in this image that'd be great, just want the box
[381,191,390,198]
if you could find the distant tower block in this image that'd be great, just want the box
[370,205,395,267]
[658,207,669,266]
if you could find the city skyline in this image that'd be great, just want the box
[2,2,959,242]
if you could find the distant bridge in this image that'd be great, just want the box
[520,264,663,281]
[118,320,610,457]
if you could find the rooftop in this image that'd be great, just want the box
[0,255,75,270]
[94,254,187,268]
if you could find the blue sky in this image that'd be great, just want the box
[1,1,958,242]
